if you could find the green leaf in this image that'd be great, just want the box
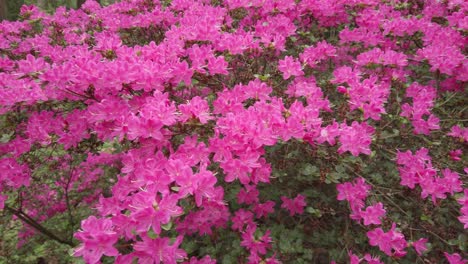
[161,222,173,231]
[302,164,318,176]
[306,207,322,217]
[147,228,158,239]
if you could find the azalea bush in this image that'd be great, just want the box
[0,0,467,263]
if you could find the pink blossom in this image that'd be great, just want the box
[363,254,384,264]
[448,125,468,142]
[231,209,254,231]
[444,252,468,264]
[338,121,375,156]
[129,189,183,234]
[281,194,307,216]
[237,185,260,205]
[367,223,407,257]
[317,121,340,146]
[449,149,463,161]
[412,238,428,256]
[73,216,119,264]
[337,177,371,203]
[253,201,275,219]
[348,251,361,264]
[300,41,336,67]
[278,56,303,79]
[0,158,30,188]
[134,235,186,264]
[361,203,386,226]
[178,96,213,124]
[240,225,272,255]
[186,255,217,264]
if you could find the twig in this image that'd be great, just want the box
[409,227,451,246]
[65,163,76,241]
[4,205,76,247]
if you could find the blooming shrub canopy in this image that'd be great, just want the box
[0,0,466,263]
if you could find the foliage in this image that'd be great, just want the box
[0,0,467,263]
[3,0,118,20]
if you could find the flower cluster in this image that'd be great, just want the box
[396,148,463,204]
[0,0,466,263]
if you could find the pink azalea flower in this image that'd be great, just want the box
[348,251,361,264]
[448,125,468,142]
[337,177,371,203]
[207,56,229,75]
[281,194,307,216]
[338,121,375,156]
[458,215,468,229]
[363,253,384,264]
[237,185,260,205]
[361,202,386,226]
[231,209,255,231]
[178,96,213,124]
[444,252,468,264]
[253,201,275,219]
[412,238,428,256]
[278,56,303,79]
[129,189,183,234]
[134,234,186,264]
[367,223,407,257]
[240,225,272,255]
[73,216,119,264]
[449,149,463,161]
[186,255,217,264]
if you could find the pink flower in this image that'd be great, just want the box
[178,96,213,124]
[458,214,468,229]
[129,189,183,234]
[361,203,386,226]
[444,252,468,264]
[253,201,275,219]
[367,223,407,257]
[345,77,390,120]
[278,56,303,79]
[337,177,371,203]
[242,79,273,101]
[0,158,30,188]
[221,157,253,185]
[441,168,463,195]
[187,44,212,73]
[338,121,375,156]
[281,194,307,216]
[177,203,229,236]
[416,44,464,76]
[187,255,216,264]
[134,234,186,264]
[237,185,260,205]
[448,125,468,142]
[231,209,254,231]
[348,251,361,264]
[317,121,340,146]
[240,225,272,255]
[363,254,384,264]
[73,216,119,264]
[192,168,218,207]
[412,238,428,256]
[458,189,468,229]
[300,41,336,67]
[449,149,463,161]
[17,54,49,74]
[207,56,229,75]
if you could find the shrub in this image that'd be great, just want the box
[0,0,466,263]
